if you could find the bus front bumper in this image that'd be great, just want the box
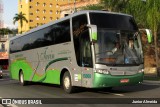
[93,73,144,88]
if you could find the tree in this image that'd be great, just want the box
[101,0,129,12]
[126,0,160,71]
[81,0,129,11]
[82,4,104,10]
[124,0,147,27]
[145,0,160,69]
[0,28,13,35]
[13,12,28,34]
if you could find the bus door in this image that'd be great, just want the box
[72,14,93,88]
[80,29,93,88]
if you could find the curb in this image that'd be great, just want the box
[143,80,160,85]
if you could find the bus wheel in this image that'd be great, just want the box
[19,71,27,86]
[62,72,74,93]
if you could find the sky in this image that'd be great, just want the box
[2,0,18,29]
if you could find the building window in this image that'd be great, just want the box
[30,0,33,2]
[56,4,59,8]
[30,20,33,22]
[36,9,39,13]
[50,17,53,21]
[56,11,58,14]
[21,5,22,8]
[50,10,53,14]
[43,10,46,13]
[43,17,46,20]
[30,13,33,15]
[36,23,39,26]
[36,2,39,6]
[30,6,33,8]
[36,16,40,20]
[43,3,46,7]
[50,3,52,7]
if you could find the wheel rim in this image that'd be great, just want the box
[64,76,70,89]
[20,73,24,84]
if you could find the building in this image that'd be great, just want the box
[18,0,100,33]
[60,0,100,18]
[18,0,78,33]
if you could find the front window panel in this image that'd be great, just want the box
[95,29,143,66]
[89,12,142,66]
[90,13,138,31]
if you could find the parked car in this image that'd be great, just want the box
[0,69,2,78]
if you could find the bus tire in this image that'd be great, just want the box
[19,71,27,86]
[62,71,75,93]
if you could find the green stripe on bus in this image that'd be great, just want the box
[45,57,68,71]
[37,57,68,83]
[10,59,33,81]
[10,57,68,84]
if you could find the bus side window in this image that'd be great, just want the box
[54,20,71,44]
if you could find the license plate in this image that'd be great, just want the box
[120,79,129,83]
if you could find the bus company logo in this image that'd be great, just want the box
[39,48,55,60]
[2,99,11,104]
[2,99,42,105]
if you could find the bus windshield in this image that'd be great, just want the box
[89,12,143,66]
[94,29,143,66]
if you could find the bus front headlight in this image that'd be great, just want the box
[138,69,144,73]
[97,69,110,75]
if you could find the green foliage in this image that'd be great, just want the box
[124,0,147,28]
[82,4,104,10]
[101,0,129,12]
[13,12,28,34]
[0,28,13,35]
[146,0,160,32]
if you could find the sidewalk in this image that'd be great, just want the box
[143,80,160,84]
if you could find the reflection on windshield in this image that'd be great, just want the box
[95,29,143,66]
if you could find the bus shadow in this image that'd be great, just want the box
[27,82,61,88]
[23,82,160,94]
[86,84,160,94]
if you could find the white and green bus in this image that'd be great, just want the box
[9,10,151,93]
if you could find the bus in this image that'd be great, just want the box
[9,10,151,93]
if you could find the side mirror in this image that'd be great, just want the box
[145,29,152,43]
[87,24,97,41]
[139,29,152,43]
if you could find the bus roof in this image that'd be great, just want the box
[10,10,133,41]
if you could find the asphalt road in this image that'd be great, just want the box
[0,73,160,107]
